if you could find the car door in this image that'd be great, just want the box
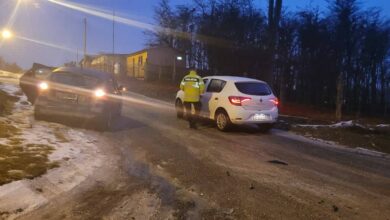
[203,79,226,119]
[200,78,211,117]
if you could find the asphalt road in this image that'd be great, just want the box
[14,90,390,220]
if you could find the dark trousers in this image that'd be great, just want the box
[184,102,201,126]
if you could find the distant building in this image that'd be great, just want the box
[126,47,186,81]
[78,47,186,81]
[79,54,128,77]
[89,54,128,76]
[79,55,96,68]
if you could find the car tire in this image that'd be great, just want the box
[34,106,44,120]
[97,111,113,131]
[257,123,274,133]
[117,104,122,117]
[215,110,231,131]
[175,100,184,119]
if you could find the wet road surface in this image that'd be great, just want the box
[19,92,390,220]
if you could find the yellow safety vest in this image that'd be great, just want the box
[180,71,205,102]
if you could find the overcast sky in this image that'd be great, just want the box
[0,0,389,69]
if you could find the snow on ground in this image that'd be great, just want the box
[0,83,21,96]
[295,120,364,128]
[295,120,389,130]
[0,82,104,219]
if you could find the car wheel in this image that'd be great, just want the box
[97,111,113,131]
[175,100,184,119]
[257,123,274,133]
[116,104,122,117]
[34,106,44,120]
[215,110,231,131]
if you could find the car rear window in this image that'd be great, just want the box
[51,72,102,89]
[235,82,272,96]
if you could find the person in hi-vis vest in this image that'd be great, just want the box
[180,70,205,129]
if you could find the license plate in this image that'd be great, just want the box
[253,114,270,121]
[56,91,78,102]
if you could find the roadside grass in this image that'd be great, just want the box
[0,144,58,185]
[7,137,25,146]
[0,87,59,185]
[0,89,19,116]
[279,102,390,124]
[0,121,21,138]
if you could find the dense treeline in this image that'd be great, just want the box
[149,0,390,119]
[0,57,22,73]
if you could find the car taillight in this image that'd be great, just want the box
[38,82,49,90]
[270,98,279,106]
[228,96,251,106]
[94,89,106,98]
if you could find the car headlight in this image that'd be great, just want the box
[38,82,49,90]
[94,89,106,98]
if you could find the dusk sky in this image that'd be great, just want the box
[0,0,389,69]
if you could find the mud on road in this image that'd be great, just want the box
[17,92,390,220]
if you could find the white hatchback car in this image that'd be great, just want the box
[176,76,279,131]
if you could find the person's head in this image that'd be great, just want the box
[189,70,197,76]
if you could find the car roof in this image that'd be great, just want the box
[203,75,267,83]
[52,66,113,80]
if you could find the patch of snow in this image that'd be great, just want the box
[0,83,20,95]
[307,137,338,146]
[332,120,354,127]
[0,181,48,214]
[355,147,387,157]
[0,139,8,145]
[376,124,390,128]
[295,120,368,129]
[0,82,31,116]
[0,82,104,219]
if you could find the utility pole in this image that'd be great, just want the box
[83,18,87,60]
[76,49,79,66]
[112,0,116,74]
[112,1,115,55]
[173,57,176,82]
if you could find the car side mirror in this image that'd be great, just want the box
[118,85,127,92]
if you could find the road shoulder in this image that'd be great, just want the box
[0,82,104,219]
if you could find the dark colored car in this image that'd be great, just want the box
[19,63,55,104]
[34,67,124,130]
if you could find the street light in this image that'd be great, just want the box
[1,29,13,39]
[173,55,183,82]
